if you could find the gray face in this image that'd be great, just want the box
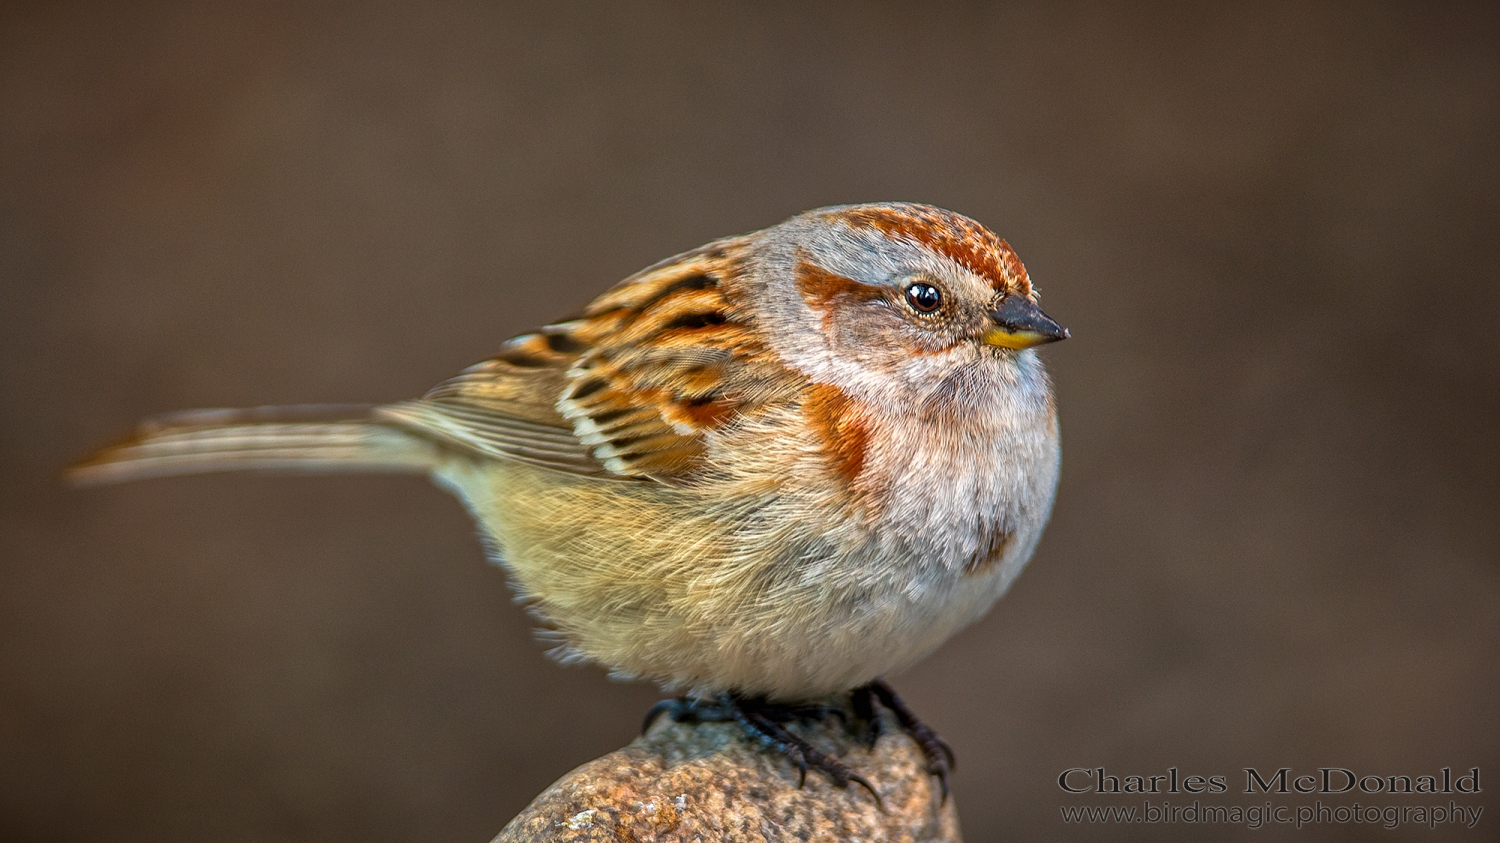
[799,218,1008,357]
[738,203,1064,415]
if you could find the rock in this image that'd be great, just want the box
[492,710,961,843]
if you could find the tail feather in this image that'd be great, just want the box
[67,405,441,485]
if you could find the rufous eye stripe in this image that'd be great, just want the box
[795,259,884,311]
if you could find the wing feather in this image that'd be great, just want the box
[375,238,799,482]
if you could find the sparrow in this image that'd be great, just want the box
[72,202,1068,800]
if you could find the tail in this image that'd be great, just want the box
[67,405,441,485]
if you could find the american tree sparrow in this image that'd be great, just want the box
[74,203,1068,799]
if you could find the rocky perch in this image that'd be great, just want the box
[492,709,962,843]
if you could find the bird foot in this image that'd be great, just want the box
[643,693,879,805]
[856,680,955,802]
[642,680,954,804]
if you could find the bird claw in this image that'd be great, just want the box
[641,680,953,807]
[865,679,955,803]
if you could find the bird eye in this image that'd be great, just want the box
[904,283,942,313]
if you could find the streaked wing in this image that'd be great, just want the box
[375,334,613,477]
[380,239,796,482]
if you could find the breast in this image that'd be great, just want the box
[688,355,1061,697]
[832,350,1061,585]
[434,352,1060,700]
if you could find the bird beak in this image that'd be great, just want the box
[981,295,1071,349]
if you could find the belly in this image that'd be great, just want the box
[432,443,1054,699]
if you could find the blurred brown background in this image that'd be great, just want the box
[2,2,1497,841]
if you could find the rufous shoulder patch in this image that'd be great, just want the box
[803,382,869,486]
